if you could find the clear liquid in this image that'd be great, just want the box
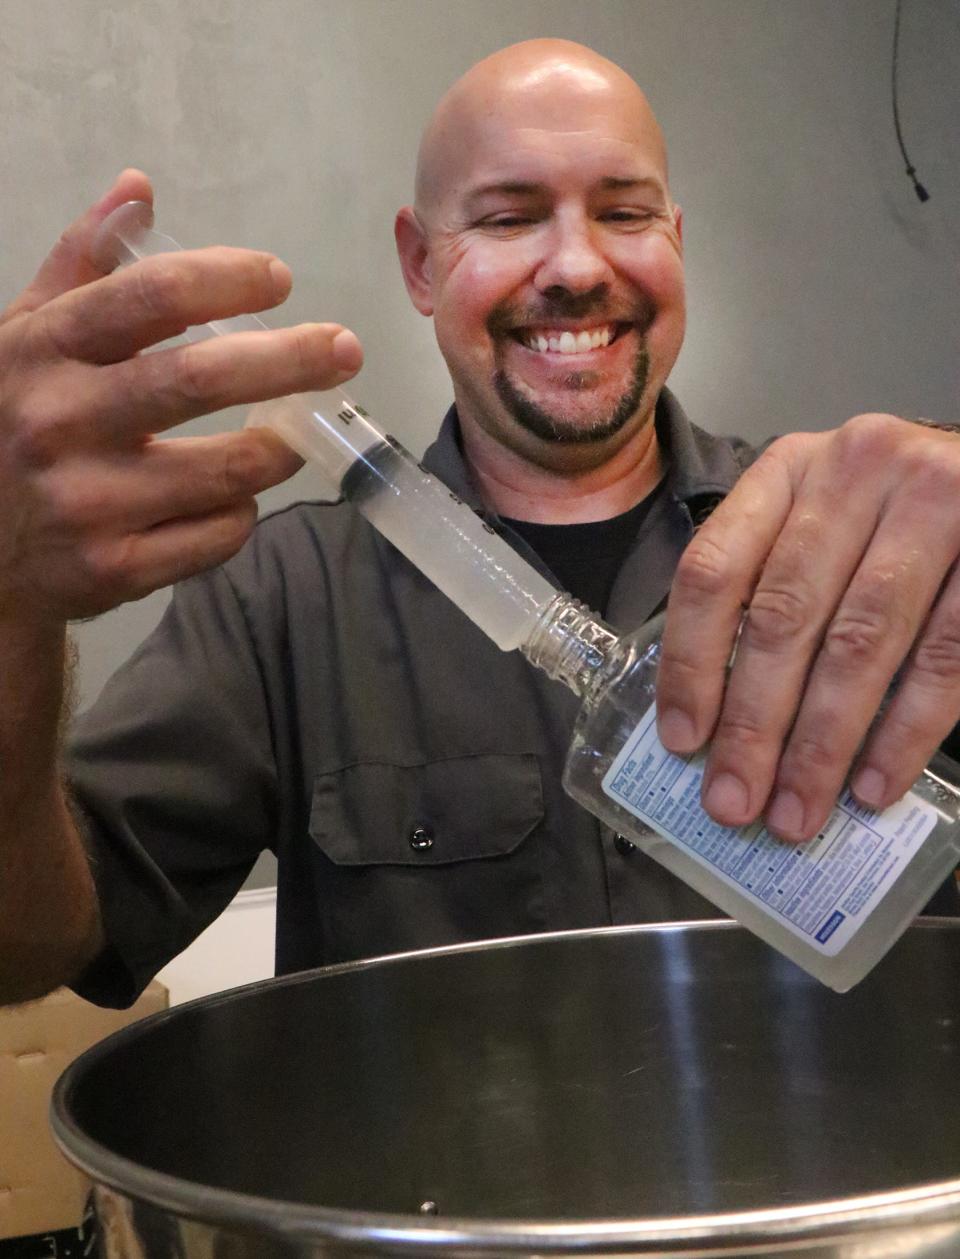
[347,441,558,651]
[562,632,960,990]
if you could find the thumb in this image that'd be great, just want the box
[3,169,154,322]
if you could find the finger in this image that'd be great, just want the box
[44,430,303,537]
[698,446,885,829]
[31,246,293,364]
[760,527,950,841]
[76,500,261,615]
[851,563,960,812]
[761,439,960,838]
[16,324,363,458]
[656,439,798,756]
[3,170,154,323]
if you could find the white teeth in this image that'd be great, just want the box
[523,325,617,354]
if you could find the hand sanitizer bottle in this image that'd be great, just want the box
[523,596,960,991]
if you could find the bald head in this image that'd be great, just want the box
[415,40,669,223]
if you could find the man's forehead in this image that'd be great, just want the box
[449,124,668,208]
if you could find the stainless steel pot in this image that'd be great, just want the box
[52,920,960,1257]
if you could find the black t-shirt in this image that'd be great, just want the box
[504,484,664,616]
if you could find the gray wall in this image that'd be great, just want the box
[3,1,958,886]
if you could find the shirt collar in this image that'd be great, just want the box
[420,387,750,518]
[419,405,486,508]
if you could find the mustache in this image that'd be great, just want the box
[487,288,656,334]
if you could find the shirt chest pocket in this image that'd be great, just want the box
[308,754,547,959]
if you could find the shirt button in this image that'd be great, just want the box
[409,826,434,851]
[614,833,637,856]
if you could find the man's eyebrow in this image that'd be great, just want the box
[462,175,665,206]
[463,181,549,205]
[597,175,664,194]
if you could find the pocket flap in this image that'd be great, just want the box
[310,754,543,867]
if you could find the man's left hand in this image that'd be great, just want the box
[656,412,960,841]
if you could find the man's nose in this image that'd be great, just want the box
[533,216,613,295]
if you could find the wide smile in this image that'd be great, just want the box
[510,322,631,356]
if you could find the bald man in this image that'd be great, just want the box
[1,41,958,1007]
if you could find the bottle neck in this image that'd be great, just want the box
[520,594,621,699]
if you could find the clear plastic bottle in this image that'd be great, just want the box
[523,596,960,991]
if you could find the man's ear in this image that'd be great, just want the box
[395,207,434,315]
[673,203,683,247]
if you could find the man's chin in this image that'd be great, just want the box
[493,360,649,447]
[515,409,632,445]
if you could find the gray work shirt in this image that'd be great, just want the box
[68,392,756,1007]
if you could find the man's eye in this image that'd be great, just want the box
[480,215,535,230]
[600,209,656,224]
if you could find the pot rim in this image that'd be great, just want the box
[50,919,960,1255]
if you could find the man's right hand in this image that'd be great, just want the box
[0,168,364,621]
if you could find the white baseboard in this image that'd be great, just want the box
[155,886,277,1006]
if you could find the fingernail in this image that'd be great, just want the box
[332,328,363,374]
[852,767,886,810]
[703,772,750,822]
[766,789,805,839]
[658,707,697,752]
[269,258,293,297]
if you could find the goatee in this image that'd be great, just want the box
[493,343,650,444]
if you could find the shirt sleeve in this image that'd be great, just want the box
[66,565,280,1008]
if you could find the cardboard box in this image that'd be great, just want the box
[0,982,167,1241]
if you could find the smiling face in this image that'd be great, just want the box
[396,42,686,474]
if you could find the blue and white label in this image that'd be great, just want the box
[602,706,937,956]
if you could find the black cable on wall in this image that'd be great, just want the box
[892,0,931,201]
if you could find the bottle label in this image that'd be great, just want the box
[601,706,937,955]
